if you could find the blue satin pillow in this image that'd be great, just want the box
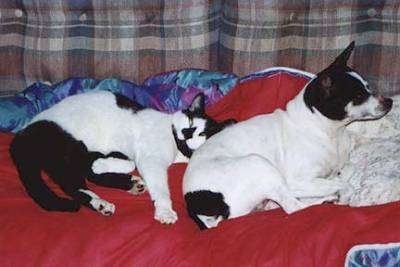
[0,69,238,133]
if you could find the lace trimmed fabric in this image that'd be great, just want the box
[340,95,400,206]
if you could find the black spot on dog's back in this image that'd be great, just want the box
[185,190,230,230]
[114,93,144,112]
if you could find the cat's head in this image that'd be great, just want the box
[172,93,236,157]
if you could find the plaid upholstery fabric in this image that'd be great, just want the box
[0,0,399,96]
[220,0,400,95]
[0,0,221,96]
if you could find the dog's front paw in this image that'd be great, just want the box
[154,207,178,224]
[128,175,147,195]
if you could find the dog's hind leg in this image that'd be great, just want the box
[246,154,307,214]
[210,154,307,218]
[268,186,307,214]
[290,178,354,206]
[289,178,345,199]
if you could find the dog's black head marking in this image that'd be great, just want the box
[304,41,392,122]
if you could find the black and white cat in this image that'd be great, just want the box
[9,90,235,224]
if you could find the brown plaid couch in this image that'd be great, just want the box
[0,0,399,96]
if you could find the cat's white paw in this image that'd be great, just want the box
[128,175,147,195]
[92,198,115,216]
[154,207,178,224]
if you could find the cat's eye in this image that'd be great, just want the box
[182,127,196,139]
[199,132,206,137]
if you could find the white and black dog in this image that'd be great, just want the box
[9,91,235,223]
[183,42,393,229]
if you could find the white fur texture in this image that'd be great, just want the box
[338,95,400,206]
[345,96,384,120]
[92,157,136,174]
[30,90,208,224]
[183,87,351,224]
[183,70,391,228]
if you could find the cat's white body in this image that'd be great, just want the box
[33,91,175,160]
[12,90,231,223]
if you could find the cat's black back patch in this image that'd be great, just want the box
[185,190,230,230]
[113,93,144,112]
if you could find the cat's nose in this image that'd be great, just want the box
[182,128,196,139]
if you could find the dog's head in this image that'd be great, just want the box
[172,93,236,157]
[304,41,392,123]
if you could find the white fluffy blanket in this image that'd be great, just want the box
[339,95,400,206]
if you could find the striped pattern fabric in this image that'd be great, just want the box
[0,0,222,96]
[220,0,400,95]
[0,0,399,96]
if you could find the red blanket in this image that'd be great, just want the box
[1,71,400,266]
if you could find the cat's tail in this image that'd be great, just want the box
[9,124,80,212]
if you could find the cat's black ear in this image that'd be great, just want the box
[188,93,205,114]
[330,41,355,68]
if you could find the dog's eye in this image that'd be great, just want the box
[352,92,368,105]
[354,93,365,101]
[199,132,206,137]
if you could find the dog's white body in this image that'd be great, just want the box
[183,42,393,229]
[184,87,349,220]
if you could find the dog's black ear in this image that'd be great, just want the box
[188,93,205,114]
[331,41,355,67]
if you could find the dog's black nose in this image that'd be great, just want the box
[182,127,196,139]
[383,98,393,110]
